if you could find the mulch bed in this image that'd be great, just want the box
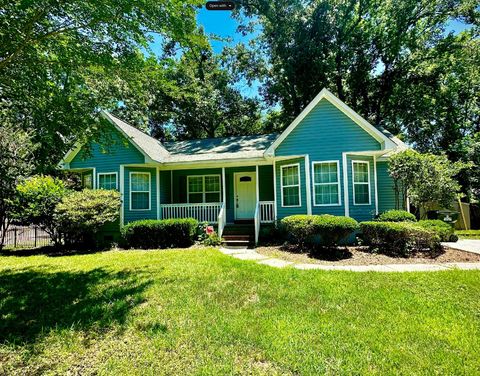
[256,244,480,266]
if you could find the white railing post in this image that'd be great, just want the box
[217,203,226,238]
[259,201,275,223]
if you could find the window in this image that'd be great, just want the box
[313,161,341,206]
[187,175,221,203]
[130,172,150,210]
[82,174,93,189]
[352,161,370,205]
[98,172,117,190]
[281,164,301,207]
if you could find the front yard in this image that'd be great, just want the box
[1,248,479,375]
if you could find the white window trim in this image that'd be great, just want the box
[129,172,151,211]
[187,174,221,203]
[97,172,118,190]
[280,163,302,208]
[312,160,342,207]
[352,160,371,206]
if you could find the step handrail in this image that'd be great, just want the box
[254,201,260,245]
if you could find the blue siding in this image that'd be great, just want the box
[377,161,401,213]
[124,167,157,224]
[274,99,382,221]
[275,158,308,219]
[70,125,145,175]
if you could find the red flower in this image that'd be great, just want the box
[206,226,214,234]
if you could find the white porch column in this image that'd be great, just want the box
[156,167,161,219]
[92,167,97,189]
[373,155,379,215]
[342,152,349,217]
[255,165,259,203]
[119,165,125,226]
[222,167,226,206]
[305,155,312,215]
[273,160,277,220]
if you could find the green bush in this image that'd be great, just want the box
[56,189,121,247]
[259,221,287,245]
[376,210,417,222]
[12,175,69,245]
[203,232,223,246]
[417,220,457,242]
[122,218,198,249]
[360,221,440,256]
[281,214,358,248]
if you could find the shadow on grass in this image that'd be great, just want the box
[0,266,152,344]
[0,245,108,257]
[279,243,353,261]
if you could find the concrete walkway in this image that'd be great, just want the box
[219,247,480,272]
[442,239,480,255]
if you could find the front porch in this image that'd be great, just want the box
[159,165,275,241]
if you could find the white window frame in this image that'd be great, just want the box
[187,175,221,203]
[312,160,341,207]
[280,163,302,208]
[352,160,371,205]
[97,172,118,190]
[129,172,151,211]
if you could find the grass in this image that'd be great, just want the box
[0,248,479,375]
[456,229,480,239]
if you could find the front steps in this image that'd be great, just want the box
[222,223,254,248]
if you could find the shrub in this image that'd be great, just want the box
[360,221,440,256]
[417,220,457,242]
[12,175,69,245]
[122,218,198,249]
[203,232,223,246]
[259,221,287,245]
[376,210,416,222]
[281,215,358,248]
[56,189,121,247]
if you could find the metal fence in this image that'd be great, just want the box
[3,225,51,249]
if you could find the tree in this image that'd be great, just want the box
[12,176,69,246]
[0,0,205,172]
[119,40,263,141]
[0,125,35,250]
[389,150,470,217]
[231,0,479,157]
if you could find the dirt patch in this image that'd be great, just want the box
[256,244,480,266]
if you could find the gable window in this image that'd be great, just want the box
[281,164,301,207]
[312,161,341,206]
[188,175,221,203]
[130,172,150,210]
[352,161,370,205]
[98,172,117,190]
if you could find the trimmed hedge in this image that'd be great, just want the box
[360,221,440,256]
[417,220,457,242]
[376,210,417,222]
[122,218,198,249]
[281,214,358,248]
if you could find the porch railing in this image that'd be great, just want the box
[161,203,221,223]
[259,201,275,223]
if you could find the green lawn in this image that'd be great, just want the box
[1,248,479,375]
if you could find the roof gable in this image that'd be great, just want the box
[265,88,400,156]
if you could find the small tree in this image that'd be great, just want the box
[389,150,469,217]
[0,125,35,250]
[55,189,121,247]
[12,176,69,245]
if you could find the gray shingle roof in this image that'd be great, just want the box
[164,134,279,163]
[103,111,170,163]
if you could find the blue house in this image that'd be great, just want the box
[60,88,406,244]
